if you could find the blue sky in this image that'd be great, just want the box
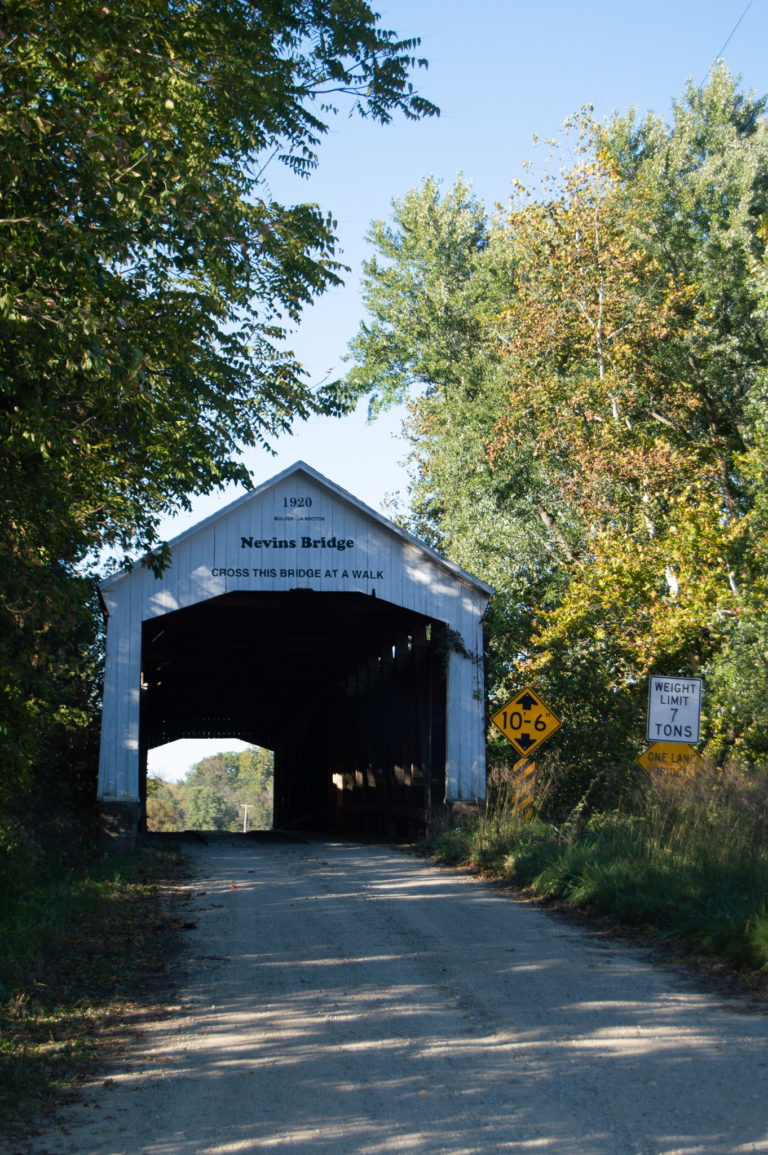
[149,0,767,780]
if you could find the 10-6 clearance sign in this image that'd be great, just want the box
[490,687,561,758]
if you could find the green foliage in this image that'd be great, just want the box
[344,176,543,690]
[0,568,103,900]
[349,68,768,796]
[704,390,768,760]
[2,0,438,559]
[146,746,274,832]
[1,0,436,857]
[706,608,768,760]
[346,176,496,415]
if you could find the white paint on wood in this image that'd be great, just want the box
[98,462,492,806]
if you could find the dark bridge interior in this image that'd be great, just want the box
[141,590,447,838]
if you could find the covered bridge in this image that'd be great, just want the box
[97,462,492,843]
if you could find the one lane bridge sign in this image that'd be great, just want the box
[646,675,702,744]
[636,742,705,775]
[491,687,561,758]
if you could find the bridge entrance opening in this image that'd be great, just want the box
[140,590,446,839]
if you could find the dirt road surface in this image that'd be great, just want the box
[22,837,768,1154]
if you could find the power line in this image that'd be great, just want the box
[699,0,755,88]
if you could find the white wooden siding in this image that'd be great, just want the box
[98,462,492,805]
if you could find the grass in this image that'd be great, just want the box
[429,762,768,991]
[0,838,189,1139]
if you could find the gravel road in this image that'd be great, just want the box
[22,836,768,1154]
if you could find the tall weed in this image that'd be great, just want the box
[432,760,768,974]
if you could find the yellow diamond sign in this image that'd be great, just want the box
[491,687,561,757]
[637,742,704,774]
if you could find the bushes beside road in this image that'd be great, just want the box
[430,763,768,983]
[0,842,185,1138]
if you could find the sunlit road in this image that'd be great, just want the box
[25,837,768,1154]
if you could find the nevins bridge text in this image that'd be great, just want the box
[241,535,354,551]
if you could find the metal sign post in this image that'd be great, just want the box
[510,758,536,818]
